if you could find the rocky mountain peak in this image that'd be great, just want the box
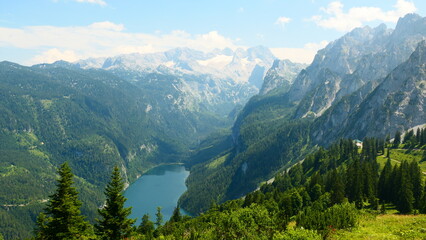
[259,59,307,95]
[395,13,422,30]
[409,40,426,64]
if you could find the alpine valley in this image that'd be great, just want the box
[1,13,426,240]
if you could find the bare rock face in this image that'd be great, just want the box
[313,41,426,145]
[289,14,426,119]
[259,59,307,95]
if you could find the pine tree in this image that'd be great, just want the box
[138,214,154,239]
[155,207,163,228]
[416,128,421,145]
[330,170,345,205]
[378,158,392,202]
[35,162,93,240]
[393,131,401,148]
[421,179,426,213]
[409,161,423,210]
[346,158,363,208]
[170,206,182,223]
[95,166,135,239]
[396,161,414,214]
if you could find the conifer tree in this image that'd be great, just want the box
[396,161,414,213]
[95,166,135,239]
[330,170,345,205]
[35,162,93,240]
[421,179,426,213]
[416,128,421,145]
[138,214,154,239]
[155,207,164,227]
[378,158,392,202]
[409,161,423,209]
[170,206,182,223]
[346,159,363,208]
[393,131,401,148]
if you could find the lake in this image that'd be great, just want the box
[124,164,190,225]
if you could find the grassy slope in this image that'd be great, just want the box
[377,148,426,173]
[330,214,426,240]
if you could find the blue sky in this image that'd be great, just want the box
[1,0,425,65]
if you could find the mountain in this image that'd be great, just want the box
[77,46,275,86]
[290,13,426,119]
[259,59,307,95]
[313,40,426,144]
[72,46,279,118]
[180,14,426,215]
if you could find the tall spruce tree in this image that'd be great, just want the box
[421,179,426,213]
[393,131,401,148]
[155,207,164,228]
[138,214,154,239]
[378,158,392,202]
[396,161,414,214]
[330,169,345,205]
[170,206,182,223]
[409,161,423,209]
[35,162,93,240]
[95,166,135,239]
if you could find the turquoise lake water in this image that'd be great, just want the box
[124,164,190,225]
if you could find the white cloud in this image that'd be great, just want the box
[275,16,291,28]
[75,0,107,6]
[0,22,240,65]
[32,48,81,63]
[310,0,417,32]
[271,40,329,64]
[89,21,124,31]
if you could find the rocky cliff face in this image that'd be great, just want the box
[313,40,426,145]
[259,59,307,95]
[289,14,426,119]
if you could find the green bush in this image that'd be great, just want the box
[296,202,358,231]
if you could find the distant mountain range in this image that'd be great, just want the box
[57,46,285,118]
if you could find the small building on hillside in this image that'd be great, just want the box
[354,139,363,148]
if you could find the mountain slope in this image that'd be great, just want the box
[259,59,307,95]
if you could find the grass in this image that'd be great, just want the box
[206,153,229,169]
[40,99,53,109]
[330,214,426,240]
[376,148,425,174]
[0,165,28,177]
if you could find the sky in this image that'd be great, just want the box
[0,0,425,65]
